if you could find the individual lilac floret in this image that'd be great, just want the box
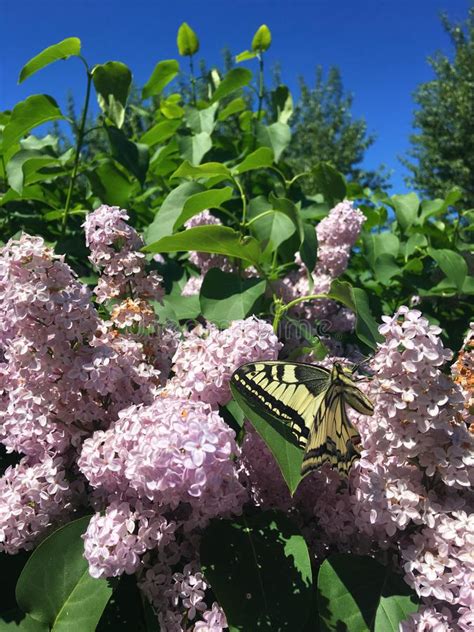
[0,456,81,553]
[169,317,282,407]
[83,205,163,304]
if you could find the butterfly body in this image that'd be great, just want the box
[231,361,374,476]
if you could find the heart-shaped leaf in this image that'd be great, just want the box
[317,554,419,632]
[201,511,312,631]
[15,517,114,632]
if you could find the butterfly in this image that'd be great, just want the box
[230,361,374,476]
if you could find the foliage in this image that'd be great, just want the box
[285,66,389,191]
[0,20,473,632]
[403,7,474,208]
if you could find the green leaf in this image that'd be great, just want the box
[2,95,64,153]
[6,150,58,194]
[233,147,274,174]
[404,233,427,259]
[19,38,81,84]
[391,193,420,230]
[171,160,231,180]
[420,187,462,222]
[300,222,317,272]
[311,162,346,205]
[269,193,304,243]
[250,211,296,255]
[177,22,199,56]
[16,517,114,632]
[200,269,266,326]
[177,187,233,227]
[251,24,272,52]
[144,225,262,266]
[427,247,467,291]
[142,59,180,99]
[140,119,181,146]
[153,293,201,323]
[186,103,218,135]
[271,85,293,124]
[218,97,246,121]
[106,126,149,184]
[235,50,258,63]
[179,132,212,165]
[317,554,418,632]
[96,574,158,632]
[145,181,204,243]
[0,612,48,631]
[373,254,401,284]
[230,383,304,494]
[364,232,400,268]
[87,161,133,207]
[257,122,291,162]
[328,280,383,350]
[160,99,184,120]
[201,511,312,631]
[462,276,474,294]
[92,62,132,128]
[211,68,253,103]
[220,399,246,432]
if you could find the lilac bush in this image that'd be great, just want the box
[0,204,472,631]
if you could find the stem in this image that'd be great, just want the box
[216,205,239,224]
[189,55,197,106]
[286,171,311,187]
[252,53,265,150]
[233,177,248,226]
[246,209,275,227]
[61,68,93,236]
[256,53,264,123]
[272,293,329,333]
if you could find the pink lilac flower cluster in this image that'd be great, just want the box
[239,308,473,629]
[84,204,178,380]
[0,208,173,557]
[277,200,365,343]
[83,204,163,304]
[78,315,281,628]
[138,556,228,631]
[351,309,473,627]
[0,455,83,553]
[169,317,282,407]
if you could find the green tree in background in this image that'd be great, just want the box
[286,66,389,192]
[403,7,474,207]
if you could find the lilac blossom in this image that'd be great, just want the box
[0,456,82,553]
[83,204,163,305]
[169,317,282,407]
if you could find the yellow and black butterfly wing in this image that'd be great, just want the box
[301,387,361,476]
[231,361,331,442]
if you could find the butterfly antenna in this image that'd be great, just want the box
[351,356,371,372]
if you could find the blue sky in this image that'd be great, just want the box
[1,0,471,191]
